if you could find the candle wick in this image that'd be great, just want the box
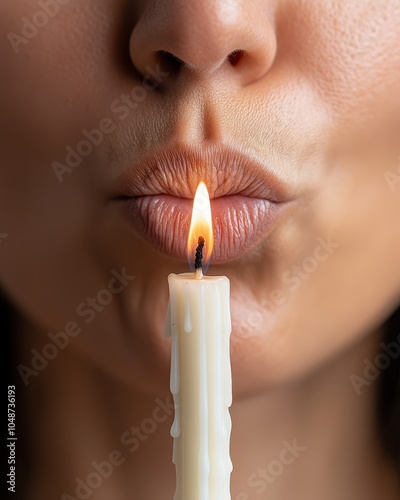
[194,236,205,275]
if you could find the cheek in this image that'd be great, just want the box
[280,0,400,117]
[0,0,128,165]
[0,1,123,323]
[230,149,400,395]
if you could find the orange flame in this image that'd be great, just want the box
[187,182,213,270]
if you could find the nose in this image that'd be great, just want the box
[130,0,277,86]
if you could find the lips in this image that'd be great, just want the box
[113,144,293,264]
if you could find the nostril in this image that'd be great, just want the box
[227,50,246,66]
[156,50,185,74]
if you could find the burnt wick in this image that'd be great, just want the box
[194,236,205,271]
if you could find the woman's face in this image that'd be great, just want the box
[1,0,400,396]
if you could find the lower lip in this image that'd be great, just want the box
[119,195,289,264]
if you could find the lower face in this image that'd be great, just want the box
[0,0,400,398]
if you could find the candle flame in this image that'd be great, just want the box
[187,182,213,271]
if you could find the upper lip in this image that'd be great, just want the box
[113,143,291,203]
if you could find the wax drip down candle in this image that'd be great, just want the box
[165,182,233,500]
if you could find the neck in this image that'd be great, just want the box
[20,326,399,500]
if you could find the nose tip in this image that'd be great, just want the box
[129,1,277,86]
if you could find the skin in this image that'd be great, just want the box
[1,1,400,499]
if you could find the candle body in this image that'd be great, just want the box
[166,273,232,500]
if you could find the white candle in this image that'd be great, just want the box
[165,182,233,500]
